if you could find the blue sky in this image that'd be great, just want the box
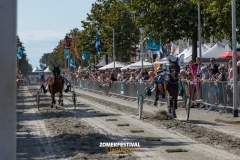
[17,0,96,69]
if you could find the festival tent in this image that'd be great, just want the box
[98,61,127,70]
[96,59,106,67]
[128,61,153,69]
[201,41,230,61]
[44,67,51,72]
[218,51,240,60]
[32,66,43,72]
[120,64,132,70]
[153,48,191,65]
[184,45,210,63]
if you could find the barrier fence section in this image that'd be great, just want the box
[71,78,239,115]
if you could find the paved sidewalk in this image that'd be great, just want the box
[74,87,240,138]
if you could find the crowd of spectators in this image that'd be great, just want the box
[179,57,236,111]
[65,68,156,84]
[64,57,236,111]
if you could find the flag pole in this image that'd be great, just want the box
[232,0,238,117]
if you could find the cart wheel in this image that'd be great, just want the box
[36,93,40,110]
[186,98,190,121]
[138,97,143,119]
[72,92,76,109]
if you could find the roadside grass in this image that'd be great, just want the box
[97,114,109,117]
[165,149,188,153]
[145,138,161,141]
[130,130,144,133]
[117,124,129,126]
[90,111,100,113]
[106,119,118,121]
[85,109,94,111]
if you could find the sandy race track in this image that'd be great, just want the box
[17,85,240,160]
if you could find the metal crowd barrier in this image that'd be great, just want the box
[181,81,239,114]
[72,79,239,115]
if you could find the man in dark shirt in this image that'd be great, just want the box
[210,58,219,75]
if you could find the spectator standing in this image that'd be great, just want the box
[228,60,233,81]
[129,72,136,82]
[201,66,210,81]
[110,73,117,81]
[208,67,219,105]
[189,60,200,101]
[217,66,227,82]
[196,57,204,76]
[117,70,122,81]
[210,58,219,75]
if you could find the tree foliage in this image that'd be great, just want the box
[201,0,240,43]
[81,0,140,61]
[16,36,32,76]
[45,0,240,66]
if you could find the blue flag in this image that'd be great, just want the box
[69,58,76,68]
[147,37,160,51]
[95,31,100,54]
[64,49,69,58]
[17,46,23,59]
[82,52,89,60]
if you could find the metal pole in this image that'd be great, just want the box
[232,0,238,117]
[141,36,144,71]
[113,28,115,69]
[94,55,96,69]
[0,0,16,159]
[81,44,83,70]
[198,1,202,59]
[64,51,67,68]
[68,52,70,72]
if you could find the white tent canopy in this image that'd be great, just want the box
[184,45,210,63]
[44,67,51,72]
[120,64,132,70]
[153,48,191,65]
[96,59,106,67]
[128,61,153,69]
[98,61,127,70]
[201,41,230,59]
[32,66,43,72]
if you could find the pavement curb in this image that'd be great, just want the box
[215,118,240,125]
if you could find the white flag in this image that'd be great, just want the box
[178,54,185,67]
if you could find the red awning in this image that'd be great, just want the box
[218,51,240,60]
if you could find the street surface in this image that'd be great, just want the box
[17,85,240,160]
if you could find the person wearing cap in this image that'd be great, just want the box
[167,59,180,74]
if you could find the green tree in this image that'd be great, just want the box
[16,36,32,76]
[81,0,140,62]
[201,0,240,43]
[48,45,64,71]
[132,0,207,61]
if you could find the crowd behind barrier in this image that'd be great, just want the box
[67,78,239,115]
[61,57,240,114]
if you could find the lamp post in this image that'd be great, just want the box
[99,26,115,69]
[232,0,238,117]
[198,1,202,59]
